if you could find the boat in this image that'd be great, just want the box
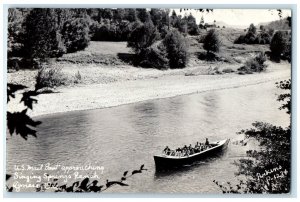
[154,139,230,170]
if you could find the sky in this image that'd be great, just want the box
[173,9,292,28]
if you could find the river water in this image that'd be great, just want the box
[6,80,290,193]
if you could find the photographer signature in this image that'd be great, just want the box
[256,165,288,181]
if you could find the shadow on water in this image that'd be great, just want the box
[154,149,229,179]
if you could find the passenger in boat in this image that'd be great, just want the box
[185,149,190,156]
[179,149,184,157]
[175,148,181,156]
[205,138,210,146]
[181,145,187,154]
[200,144,204,151]
[195,142,200,151]
[194,143,200,153]
[190,148,195,155]
[163,146,171,155]
[187,144,193,155]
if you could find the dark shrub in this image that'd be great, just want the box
[203,29,221,53]
[256,32,271,44]
[188,23,200,35]
[270,31,288,59]
[7,58,41,70]
[62,18,90,53]
[8,42,24,58]
[222,68,234,73]
[7,58,21,71]
[35,66,67,89]
[234,35,246,44]
[282,42,291,62]
[127,21,159,55]
[139,42,169,69]
[255,51,267,66]
[235,31,270,44]
[244,31,256,44]
[235,23,272,45]
[248,23,257,34]
[238,52,267,73]
[163,30,189,69]
[96,24,111,41]
[268,28,275,37]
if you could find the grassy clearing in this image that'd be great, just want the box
[62,41,131,56]
[57,41,133,65]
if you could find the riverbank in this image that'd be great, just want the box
[7,60,290,117]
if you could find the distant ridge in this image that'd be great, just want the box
[214,21,247,29]
[213,17,290,30]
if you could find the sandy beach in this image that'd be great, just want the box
[7,60,291,118]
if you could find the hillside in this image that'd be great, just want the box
[258,17,291,31]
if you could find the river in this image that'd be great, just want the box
[6,80,290,193]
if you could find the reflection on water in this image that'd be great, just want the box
[6,81,290,193]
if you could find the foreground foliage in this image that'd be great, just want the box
[7,83,42,140]
[215,79,291,193]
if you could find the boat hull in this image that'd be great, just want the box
[154,139,230,171]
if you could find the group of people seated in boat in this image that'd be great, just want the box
[163,138,212,157]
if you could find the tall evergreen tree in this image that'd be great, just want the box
[248,23,257,34]
[187,13,199,35]
[127,20,159,55]
[125,9,137,22]
[161,10,170,29]
[23,8,66,59]
[203,29,221,54]
[113,8,125,22]
[61,18,90,53]
[137,9,150,23]
[150,9,162,27]
[270,31,288,59]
